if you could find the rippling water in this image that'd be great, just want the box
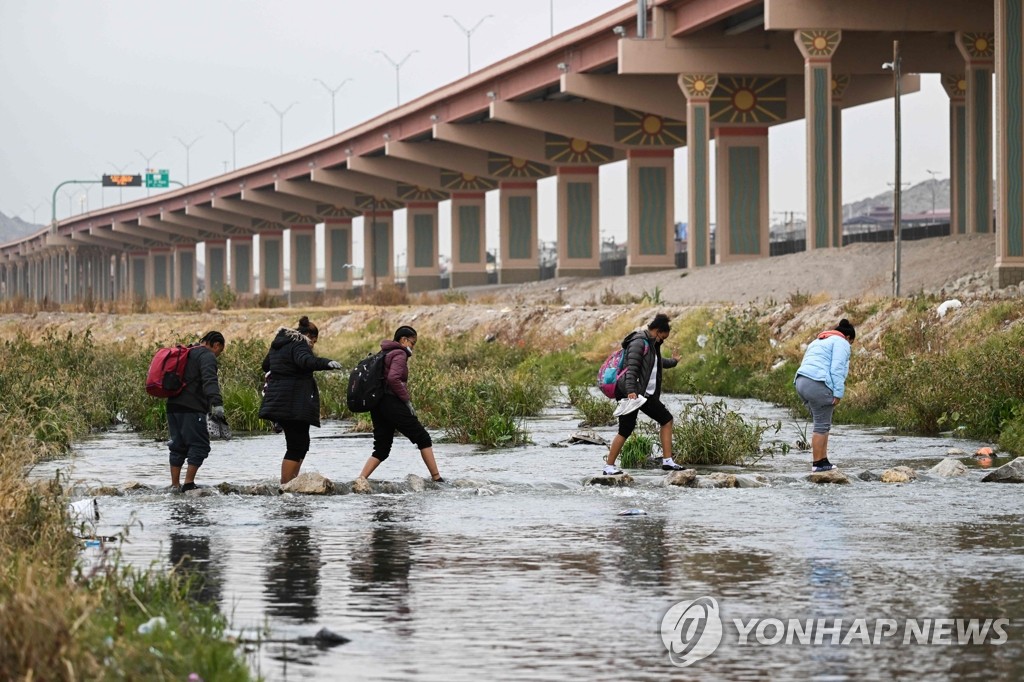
[32,395,1024,681]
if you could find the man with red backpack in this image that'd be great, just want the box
[167,331,226,491]
[603,314,686,475]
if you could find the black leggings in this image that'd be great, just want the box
[617,395,673,439]
[280,420,311,462]
[370,395,432,462]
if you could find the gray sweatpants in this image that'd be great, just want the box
[168,411,211,468]
[795,375,835,434]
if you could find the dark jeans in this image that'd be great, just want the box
[370,394,432,462]
[168,411,211,468]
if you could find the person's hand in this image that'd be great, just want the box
[211,405,226,419]
[627,393,638,400]
[328,360,342,370]
[832,397,841,406]
[406,401,416,417]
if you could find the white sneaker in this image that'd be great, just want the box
[603,466,624,476]
[613,396,647,418]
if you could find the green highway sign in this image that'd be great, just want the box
[145,169,170,188]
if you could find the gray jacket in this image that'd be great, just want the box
[167,345,223,414]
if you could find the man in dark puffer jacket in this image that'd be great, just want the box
[259,316,342,483]
[168,331,225,492]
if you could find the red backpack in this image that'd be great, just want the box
[145,345,192,398]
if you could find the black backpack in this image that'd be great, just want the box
[346,349,392,412]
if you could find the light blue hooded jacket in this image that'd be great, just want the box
[794,331,852,399]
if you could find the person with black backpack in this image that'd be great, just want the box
[259,316,343,484]
[356,325,444,483]
[167,331,226,492]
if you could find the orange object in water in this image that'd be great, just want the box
[975,446,995,456]
[977,456,994,468]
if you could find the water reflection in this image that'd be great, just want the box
[607,517,671,589]
[349,503,419,637]
[168,502,222,604]
[264,505,323,624]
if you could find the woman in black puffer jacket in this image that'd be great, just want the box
[259,316,342,483]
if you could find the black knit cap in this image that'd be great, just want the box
[835,318,856,341]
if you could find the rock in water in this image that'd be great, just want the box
[981,457,1024,483]
[929,458,968,478]
[585,474,634,487]
[351,477,373,494]
[664,469,698,487]
[880,466,918,483]
[280,472,335,494]
[807,469,850,484]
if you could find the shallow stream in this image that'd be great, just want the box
[32,394,1024,681]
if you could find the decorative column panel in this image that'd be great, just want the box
[626,150,675,274]
[289,224,317,301]
[450,193,487,287]
[150,248,172,300]
[362,212,394,290]
[795,30,842,249]
[555,168,600,277]
[497,182,539,284]
[67,247,78,302]
[942,74,969,235]
[260,231,284,297]
[129,252,147,299]
[174,246,197,300]
[996,0,1024,285]
[679,73,718,267]
[956,31,995,234]
[714,128,770,262]
[831,75,850,246]
[405,203,441,293]
[227,237,251,296]
[324,218,353,294]
[205,240,227,297]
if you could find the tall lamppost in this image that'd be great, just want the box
[550,0,555,36]
[24,201,45,224]
[264,100,297,155]
[375,50,418,106]
[136,149,160,196]
[61,188,76,218]
[218,120,247,170]
[108,161,132,204]
[175,135,202,185]
[883,41,903,297]
[925,168,941,216]
[314,77,352,135]
[443,14,494,74]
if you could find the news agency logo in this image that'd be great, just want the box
[661,597,1010,668]
[660,597,724,668]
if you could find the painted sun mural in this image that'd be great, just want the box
[440,171,496,191]
[355,195,404,211]
[960,32,995,60]
[397,184,449,202]
[941,73,967,99]
[282,210,319,225]
[613,108,685,146]
[797,30,841,58]
[544,134,613,164]
[487,154,549,178]
[710,77,787,124]
[315,203,360,218]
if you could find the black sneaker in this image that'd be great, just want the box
[662,461,686,471]
[180,482,198,492]
[811,462,836,473]
[431,476,446,484]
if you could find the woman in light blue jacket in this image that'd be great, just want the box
[794,319,856,472]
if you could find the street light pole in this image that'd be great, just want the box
[264,100,298,155]
[550,0,554,36]
[443,15,494,74]
[174,135,202,185]
[884,40,903,297]
[314,78,352,135]
[375,50,418,106]
[218,120,247,170]
[136,149,160,197]
[108,161,132,204]
[926,168,941,216]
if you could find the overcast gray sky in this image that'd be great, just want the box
[1,0,952,249]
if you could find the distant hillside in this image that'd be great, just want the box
[843,178,950,219]
[0,211,42,243]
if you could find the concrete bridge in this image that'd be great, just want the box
[2,0,1021,303]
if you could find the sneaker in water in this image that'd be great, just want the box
[180,482,198,492]
[662,460,686,471]
[811,462,836,473]
[431,476,446,484]
[603,466,625,476]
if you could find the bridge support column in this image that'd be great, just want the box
[363,212,394,290]
[228,237,251,297]
[942,74,969,236]
[626,150,675,274]
[406,203,442,292]
[151,249,172,299]
[497,182,539,284]
[205,240,227,297]
[996,1,1024,286]
[450,193,488,287]
[174,246,196,300]
[555,167,600,277]
[128,252,146,300]
[289,224,317,302]
[324,219,353,295]
[795,30,842,249]
[957,31,995,234]
[260,232,284,297]
[680,73,718,268]
[714,127,769,262]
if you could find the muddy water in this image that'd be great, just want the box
[33,395,1024,681]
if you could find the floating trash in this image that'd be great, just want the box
[618,508,647,516]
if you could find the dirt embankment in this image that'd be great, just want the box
[0,233,1017,349]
